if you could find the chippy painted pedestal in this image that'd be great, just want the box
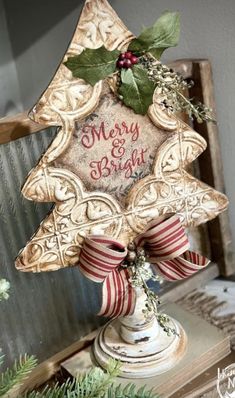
[94,285,187,378]
[14,0,228,384]
[62,302,230,397]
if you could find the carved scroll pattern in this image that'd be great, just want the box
[17,119,228,272]
[29,0,134,164]
[15,0,228,272]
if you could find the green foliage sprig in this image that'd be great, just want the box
[0,281,158,398]
[129,249,177,336]
[0,355,37,397]
[65,11,179,115]
[74,359,121,398]
[24,360,159,398]
[25,379,75,398]
[128,11,180,59]
[64,10,214,122]
[0,284,37,397]
[64,46,120,87]
[107,383,158,398]
[140,54,215,123]
[119,65,155,114]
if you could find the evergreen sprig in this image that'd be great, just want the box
[25,379,75,398]
[107,383,158,398]
[73,359,121,398]
[24,360,159,398]
[0,281,158,398]
[0,354,37,397]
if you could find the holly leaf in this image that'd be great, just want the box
[118,65,155,115]
[64,46,120,86]
[128,11,180,59]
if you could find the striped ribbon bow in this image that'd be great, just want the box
[79,214,210,318]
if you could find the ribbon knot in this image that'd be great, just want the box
[79,214,209,318]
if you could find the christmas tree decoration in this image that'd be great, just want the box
[15,0,228,378]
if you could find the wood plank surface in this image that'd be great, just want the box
[0,111,47,144]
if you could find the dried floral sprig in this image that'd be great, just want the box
[140,54,216,123]
[128,248,177,336]
[65,10,215,121]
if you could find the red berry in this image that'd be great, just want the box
[125,51,133,59]
[124,59,132,68]
[119,53,126,60]
[131,55,138,64]
[117,59,125,68]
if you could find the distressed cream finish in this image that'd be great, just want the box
[15,0,228,273]
[94,285,187,378]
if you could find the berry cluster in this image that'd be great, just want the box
[116,51,138,69]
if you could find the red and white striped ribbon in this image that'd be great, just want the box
[79,214,210,318]
[79,236,135,317]
[135,214,209,281]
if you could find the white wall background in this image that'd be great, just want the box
[2,0,235,248]
[0,0,22,117]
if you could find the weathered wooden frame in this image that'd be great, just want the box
[176,59,234,277]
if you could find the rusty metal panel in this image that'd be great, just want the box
[0,128,104,367]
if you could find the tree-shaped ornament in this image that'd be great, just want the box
[15,0,228,378]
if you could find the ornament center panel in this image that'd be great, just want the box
[54,87,171,204]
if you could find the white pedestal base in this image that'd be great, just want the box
[93,316,187,378]
[62,303,230,396]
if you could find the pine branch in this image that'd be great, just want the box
[73,359,121,398]
[107,383,159,398]
[24,360,120,398]
[25,379,75,398]
[22,360,160,398]
[0,355,37,397]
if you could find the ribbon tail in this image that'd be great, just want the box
[98,268,136,318]
[153,250,210,281]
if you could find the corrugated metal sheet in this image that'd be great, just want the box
[0,128,104,368]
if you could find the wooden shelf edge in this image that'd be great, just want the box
[0,110,47,145]
[11,330,98,397]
